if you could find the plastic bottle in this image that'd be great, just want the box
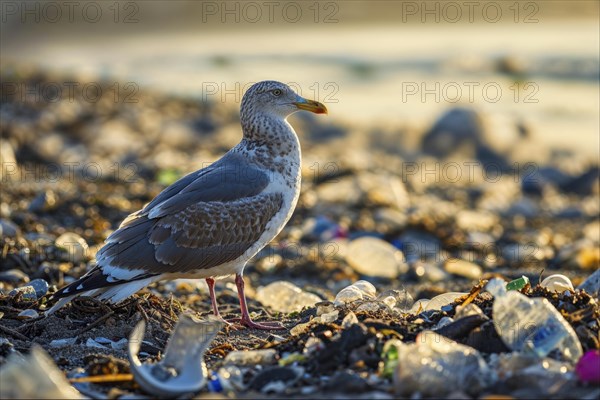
[207,366,245,393]
[486,278,583,363]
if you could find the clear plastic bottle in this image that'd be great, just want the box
[486,278,583,363]
[207,365,245,393]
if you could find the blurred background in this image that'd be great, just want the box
[0,1,598,289]
[2,0,598,158]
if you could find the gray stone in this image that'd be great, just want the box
[0,219,19,237]
[9,286,37,301]
[0,269,29,283]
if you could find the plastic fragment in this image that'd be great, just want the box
[0,345,83,399]
[506,275,529,291]
[128,313,223,397]
[576,350,600,383]
[540,274,574,293]
[487,278,583,363]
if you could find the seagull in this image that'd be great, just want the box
[48,81,327,329]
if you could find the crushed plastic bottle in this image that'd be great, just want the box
[333,280,376,306]
[224,349,277,366]
[207,365,246,393]
[486,278,583,363]
[346,237,408,278]
[255,281,322,313]
[390,331,491,396]
[424,292,467,311]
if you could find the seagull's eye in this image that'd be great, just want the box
[272,89,283,97]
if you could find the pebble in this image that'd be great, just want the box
[0,269,30,283]
[249,366,303,393]
[0,219,19,237]
[456,210,498,232]
[341,311,359,328]
[412,262,449,283]
[444,259,483,280]
[396,230,441,262]
[346,237,407,278]
[224,349,277,366]
[26,279,49,298]
[255,281,322,313]
[49,338,77,348]
[55,232,89,263]
[9,285,37,301]
[28,190,58,213]
[454,303,486,320]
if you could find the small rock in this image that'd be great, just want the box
[256,281,321,313]
[325,370,369,393]
[318,310,339,324]
[456,210,498,232]
[224,349,276,366]
[315,301,335,316]
[346,237,407,278]
[412,262,449,283]
[86,338,107,349]
[454,303,486,320]
[341,311,359,328]
[26,279,49,298]
[303,337,325,355]
[28,190,58,213]
[9,286,37,301]
[356,301,384,313]
[0,269,29,284]
[0,219,19,237]
[55,232,89,263]
[49,338,77,348]
[444,259,482,280]
[396,230,441,262]
[249,366,303,393]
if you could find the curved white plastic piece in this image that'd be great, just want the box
[541,274,574,293]
[128,313,223,398]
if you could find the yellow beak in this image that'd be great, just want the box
[293,99,328,114]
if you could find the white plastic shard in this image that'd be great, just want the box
[0,345,82,399]
[128,313,224,398]
[540,274,574,293]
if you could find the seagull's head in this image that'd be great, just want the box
[241,81,327,121]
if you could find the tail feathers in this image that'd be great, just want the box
[46,266,159,316]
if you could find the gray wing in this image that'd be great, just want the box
[95,152,284,275]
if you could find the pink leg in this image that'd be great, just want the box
[234,274,285,330]
[206,278,233,328]
[206,278,222,318]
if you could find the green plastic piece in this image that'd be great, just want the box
[506,275,530,291]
